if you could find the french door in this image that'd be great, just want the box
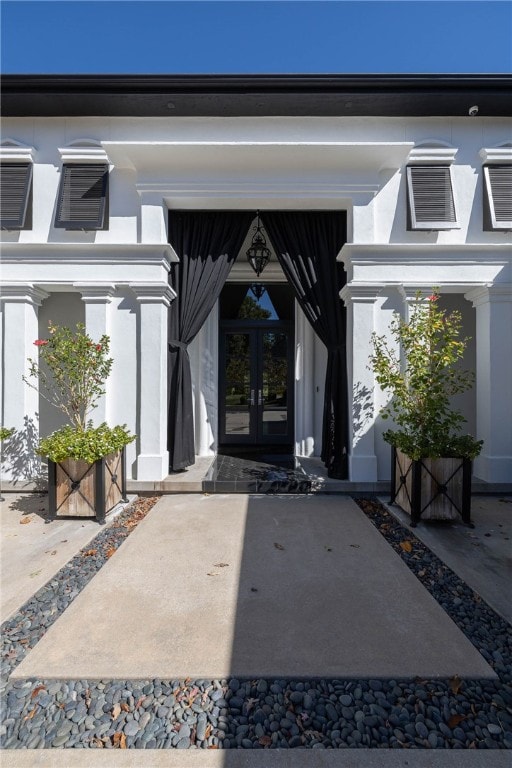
[219,323,294,447]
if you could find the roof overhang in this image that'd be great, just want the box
[2,74,512,117]
[103,141,414,180]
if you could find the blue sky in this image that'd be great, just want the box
[2,1,511,74]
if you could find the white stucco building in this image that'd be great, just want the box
[1,75,511,489]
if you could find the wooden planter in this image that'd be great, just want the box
[48,448,127,523]
[390,447,472,527]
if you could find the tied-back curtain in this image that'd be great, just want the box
[261,212,348,479]
[168,211,254,471]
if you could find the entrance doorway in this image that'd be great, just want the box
[218,283,294,452]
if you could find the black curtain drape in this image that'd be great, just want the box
[168,211,253,471]
[261,212,348,479]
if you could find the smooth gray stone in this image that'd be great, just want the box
[124,721,140,737]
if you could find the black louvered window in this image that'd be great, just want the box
[483,165,512,230]
[0,163,33,229]
[55,164,108,229]
[407,165,457,230]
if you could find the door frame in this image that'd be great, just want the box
[219,319,295,449]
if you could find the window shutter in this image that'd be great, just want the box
[407,165,457,230]
[55,163,108,229]
[0,163,33,229]
[483,165,512,230]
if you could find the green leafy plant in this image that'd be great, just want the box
[38,423,135,464]
[25,322,135,461]
[369,290,483,460]
[0,427,15,442]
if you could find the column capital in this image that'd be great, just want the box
[340,283,385,304]
[398,285,436,302]
[0,284,49,306]
[130,282,176,306]
[73,283,116,303]
[465,284,512,307]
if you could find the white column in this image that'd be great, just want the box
[74,283,115,425]
[295,302,315,457]
[139,192,168,244]
[465,285,512,484]
[130,282,175,481]
[0,284,48,481]
[340,284,383,481]
[399,285,432,321]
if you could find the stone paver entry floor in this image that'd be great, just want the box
[13,494,494,681]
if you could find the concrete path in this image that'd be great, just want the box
[385,495,512,623]
[0,493,107,623]
[13,494,493,681]
[1,748,511,767]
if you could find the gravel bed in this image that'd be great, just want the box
[1,497,511,751]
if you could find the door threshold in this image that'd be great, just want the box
[203,453,311,493]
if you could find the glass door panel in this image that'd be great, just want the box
[223,332,253,438]
[220,324,293,446]
[262,331,289,437]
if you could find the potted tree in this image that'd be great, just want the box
[24,323,135,522]
[370,290,482,527]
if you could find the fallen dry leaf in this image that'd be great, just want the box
[24,706,38,721]
[274,542,285,550]
[112,731,127,749]
[213,562,229,568]
[92,737,104,748]
[120,702,130,713]
[20,516,32,525]
[135,696,146,709]
[204,723,212,739]
[207,745,219,749]
[111,703,121,719]
[45,549,57,556]
[31,685,46,700]
[245,697,259,714]
[83,549,97,557]
[105,547,116,559]
[349,544,360,549]
[259,735,272,746]
[448,714,466,728]
[450,675,462,695]
[207,572,219,577]
[400,540,413,553]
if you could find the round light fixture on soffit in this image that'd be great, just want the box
[246,211,271,277]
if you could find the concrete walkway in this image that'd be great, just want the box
[2,748,511,768]
[13,494,493,681]
[385,495,512,624]
[0,493,111,623]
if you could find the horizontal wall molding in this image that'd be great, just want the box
[0,243,177,267]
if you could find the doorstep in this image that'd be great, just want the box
[125,455,391,494]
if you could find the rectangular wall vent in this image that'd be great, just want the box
[483,165,512,230]
[55,163,108,230]
[407,165,458,230]
[0,162,33,229]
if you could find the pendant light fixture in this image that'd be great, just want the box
[246,211,271,277]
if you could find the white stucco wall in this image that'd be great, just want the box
[1,114,511,483]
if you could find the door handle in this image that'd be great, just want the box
[258,389,263,405]
[250,389,255,406]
